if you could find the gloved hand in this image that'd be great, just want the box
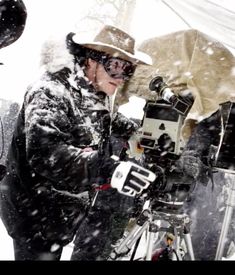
[110,160,157,197]
[126,130,144,160]
[176,150,210,185]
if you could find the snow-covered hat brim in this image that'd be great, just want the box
[72,25,152,65]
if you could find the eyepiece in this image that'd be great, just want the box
[149,76,176,103]
[149,76,166,93]
[149,76,191,115]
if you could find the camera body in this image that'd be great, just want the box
[135,99,189,212]
[132,76,194,212]
[139,102,184,155]
[138,100,185,156]
[138,76,193,157]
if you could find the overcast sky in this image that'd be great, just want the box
[0,0,234,119]
[0,0,188,105]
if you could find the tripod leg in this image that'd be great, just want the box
[215,203,234,260]
[172,229,183,261]
[111,210,151,259]
[181,216,195,260]
[130,235,142,261]
[114,221,149,255]
[184,233,195,260]
[146,223,159,260]
[215,174,235,260]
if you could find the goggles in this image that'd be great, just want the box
[102,57,136,81]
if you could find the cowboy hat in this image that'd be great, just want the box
[71,25,152,65]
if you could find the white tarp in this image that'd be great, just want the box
[118,29,235,141]
[0,0,235,103]
[119,0,235,124]
[159,0,235,54]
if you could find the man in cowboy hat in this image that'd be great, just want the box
[0,24,155,260]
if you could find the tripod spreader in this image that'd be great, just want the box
[109,209,151,259]
[109,208,195,261]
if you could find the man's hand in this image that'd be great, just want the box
[126,130,144,160]
[111,161,156,197]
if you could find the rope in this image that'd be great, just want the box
[161,0,192,28]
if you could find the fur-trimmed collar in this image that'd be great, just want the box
[40,35,75,74]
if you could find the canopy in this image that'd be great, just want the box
[117,28,235,141]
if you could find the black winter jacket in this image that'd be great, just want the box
[0,65,138,244]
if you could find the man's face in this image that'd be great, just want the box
[95,62,125,96]
[86,57,136,96]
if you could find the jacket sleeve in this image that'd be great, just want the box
[111,112,139,140]
[24,88,99,192]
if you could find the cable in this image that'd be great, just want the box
[0,116,4,160]
[160,0,235,51]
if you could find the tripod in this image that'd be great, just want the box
[109,203,195,261]
[215,171,235,260]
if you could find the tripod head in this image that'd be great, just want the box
[136,160,194,215]
[110,201,194,261]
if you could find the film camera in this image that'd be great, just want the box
[110,78,196,262]
[138,76,192,157]
[135,76,194,212]
[139,101,185,156]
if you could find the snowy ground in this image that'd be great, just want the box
[1,216,235,261]
[0,218,74,260]
[0,217,144,261]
